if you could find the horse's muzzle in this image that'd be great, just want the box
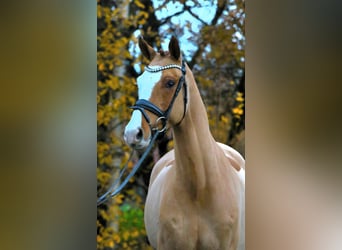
[124,126,150,150]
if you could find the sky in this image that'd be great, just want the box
[132,0,218,69]
[154,0,216,58]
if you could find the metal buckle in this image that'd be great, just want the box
[152,116,167,133]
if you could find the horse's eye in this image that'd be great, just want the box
[166,80,175,88]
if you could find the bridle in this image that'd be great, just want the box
[97,59,187,206]
[131,59,187,136]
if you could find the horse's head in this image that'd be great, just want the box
[124,36,188,149]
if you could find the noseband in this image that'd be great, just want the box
[131,60,187,136]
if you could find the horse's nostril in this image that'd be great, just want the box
[136,128,143,141]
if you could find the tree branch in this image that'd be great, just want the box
[188,0,227,68]
[159,8,185,26]
[211,0,226,25]
[184,4,208,25]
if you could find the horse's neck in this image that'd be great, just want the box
[172,71,220,198]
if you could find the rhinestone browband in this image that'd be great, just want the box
[145,64,182,73]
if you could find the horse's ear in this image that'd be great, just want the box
[169,36,180,60]
[138,36,156,61]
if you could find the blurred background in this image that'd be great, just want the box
[97,0,244,249]
[0,0,341,250]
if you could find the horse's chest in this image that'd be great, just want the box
[158,205,229,250]
[158,190,232,250]
[145,162,240,249]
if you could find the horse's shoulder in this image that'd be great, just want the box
[149,150,175,186]
[216,142,245,171]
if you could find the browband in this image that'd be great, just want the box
[145,64,182,73]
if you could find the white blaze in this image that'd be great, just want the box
[137,67,162,100]
[129,66,162,128]
[124,66,162,146]
[124,110,142,134]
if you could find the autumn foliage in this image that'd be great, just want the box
[97,0,244,249]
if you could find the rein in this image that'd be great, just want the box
[97,60,187,206]
[97,130,161,206]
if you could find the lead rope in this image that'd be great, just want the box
[97,130,161,206]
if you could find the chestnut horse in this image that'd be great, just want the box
[124,36,245,250]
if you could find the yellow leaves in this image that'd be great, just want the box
[98,63,105,71]
[108,240,114,248]
[97,142,113,166]
[138,18,147,26]
[120,228,139,242]
[131,10,149,27]
[167,139,174,151]
[232,107,244,116]
[97,108,105,125]
[115,194,124,205]
[98,226,122,249]
[112,98,121,110]
[98,172,112,184]
[98,218,147,249]
[98,88,107,97]
[221,115,229,124]
[97,2,153,250]
[97,5,112,24]
[140,228,147,236]
[126,189,135,197]
[196,75,212,88]
[98,142,110,152]
[235,92,244,102]
[131,228,140,238]
[113,233,121,243]
[107,76,119,90]
[134,0,145,9]
[97,104,115,126]
[103,155,113,165]
[97,5,102,18]
[232,91,244,119]
[122,230,130,241]
[127,161,134,170]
